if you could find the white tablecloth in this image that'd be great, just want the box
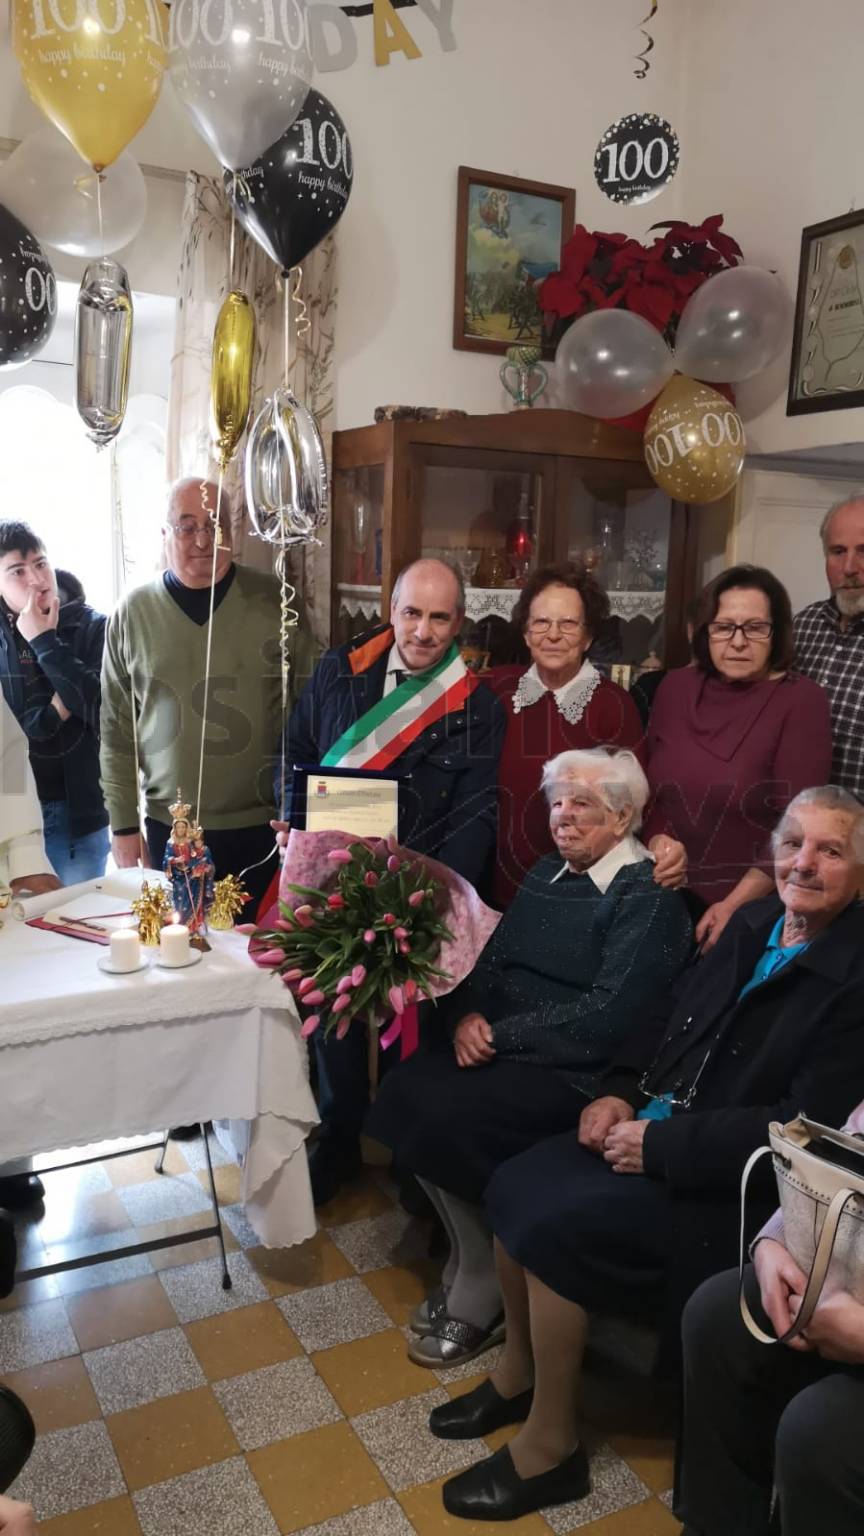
[0,872,319,1250]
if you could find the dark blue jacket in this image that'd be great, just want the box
[0,586,108,836]
[281,627,505,892]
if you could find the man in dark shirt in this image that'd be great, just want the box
[793,496,864,800]
[0,523,108,883]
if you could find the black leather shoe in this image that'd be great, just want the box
[0,1176,44,1212]
[442,1443,590,1521]
[430,1379,533,1440]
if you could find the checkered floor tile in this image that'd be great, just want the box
[0,1136,680,1534]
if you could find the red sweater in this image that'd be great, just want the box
[486,667,646,909]
[643,667,833,906]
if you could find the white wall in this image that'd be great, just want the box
[681,0,864,456]
[730,469,862,614]
[1,0,691,427]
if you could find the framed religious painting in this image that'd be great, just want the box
[788,210,864,415]
[453,166,575,357]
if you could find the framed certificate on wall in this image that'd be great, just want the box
[788,210,864,415]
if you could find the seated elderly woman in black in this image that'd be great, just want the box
[367,746,693,1366]
[434,785,864,1524]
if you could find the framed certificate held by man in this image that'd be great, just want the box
[291,765,402,841]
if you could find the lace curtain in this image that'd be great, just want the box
[167,173,336,646]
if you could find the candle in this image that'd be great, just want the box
[110,924,140,973]
[160,913,190,968]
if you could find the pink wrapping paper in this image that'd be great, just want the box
[258,829,501,1005]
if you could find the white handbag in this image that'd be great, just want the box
[739,1115,864,1344]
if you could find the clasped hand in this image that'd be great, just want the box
[453,1013,495,1067]
[578,1095,647,1173]
[754,1238,864,1362]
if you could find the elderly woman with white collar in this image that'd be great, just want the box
[367,746,693,1367]
[487,563,682,908]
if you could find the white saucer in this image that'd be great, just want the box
[156,948,204,970]
[97,953,151,976]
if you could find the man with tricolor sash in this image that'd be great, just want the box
[283,559,505,1203]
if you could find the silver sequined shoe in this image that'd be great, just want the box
[407,1312,505,1369]
[408,1284,450,1337]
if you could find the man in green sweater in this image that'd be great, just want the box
[100,477,312,910]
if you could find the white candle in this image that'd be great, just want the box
[110,925,140,973]
[160,914,190,968]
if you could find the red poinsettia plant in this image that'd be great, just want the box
[540,215,743,350]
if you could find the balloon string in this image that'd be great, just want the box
[96,173,105,258]
[283,272,291,387]
[110,438,145,860]
[194,469,224,827]
[228,179,237,288]
[276,534,298,822]
[635,0,658,77]
[292,267,310,346]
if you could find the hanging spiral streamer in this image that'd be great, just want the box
[291,267,311,346]
[634,0,658,78]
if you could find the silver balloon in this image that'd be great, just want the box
[168,0,313,171]
[674,266,792,383]
[556,309,675,419]
[0,128,147,258]
[74,259,133,447]
[245,387,329,546]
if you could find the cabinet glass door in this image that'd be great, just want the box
[332,463,385,644]
[411,445,556,669]
[558,461,673,684]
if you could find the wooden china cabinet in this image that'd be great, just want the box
[329,410,716,680]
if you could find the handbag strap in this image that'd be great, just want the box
[739,1145,858,1344]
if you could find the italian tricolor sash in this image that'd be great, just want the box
[322,636,477,772]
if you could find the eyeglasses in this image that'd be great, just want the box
[167,518,228,543]
[527,618,586,637]
[707,620,773,642]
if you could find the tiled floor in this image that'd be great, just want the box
[1,1138,681,1534]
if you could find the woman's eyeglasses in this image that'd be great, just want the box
[526,618,585,637]
[707,620,773,642]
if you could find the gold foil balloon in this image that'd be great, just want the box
[643,376,745,505]
[12,0,167,172]
[210,291,256,472]
[75,258,133,447]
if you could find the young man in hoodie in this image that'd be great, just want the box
[0,523,108,883]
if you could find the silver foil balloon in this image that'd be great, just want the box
[245,387,329,546]
[74,258,133,448]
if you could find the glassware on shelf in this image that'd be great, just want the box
[454,547,482,588]
[475,547,509,588]
[350,469,372,584]
[506,491,534,586]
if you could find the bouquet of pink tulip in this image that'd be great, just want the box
[240,837,459,1042]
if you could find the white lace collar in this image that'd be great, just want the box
[512,660,603,726]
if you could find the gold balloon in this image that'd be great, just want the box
[210,291,256,471]
[12,0,168,173]
[643,375,745,504]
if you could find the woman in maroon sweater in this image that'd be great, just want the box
[487,565,681,908]
[643,564,833,949]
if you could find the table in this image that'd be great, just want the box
[0,871,319,1266]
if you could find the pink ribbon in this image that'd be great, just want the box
[379,1014,403,1051]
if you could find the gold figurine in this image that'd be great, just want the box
[132,880,172,946]
[209,873,249,931]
